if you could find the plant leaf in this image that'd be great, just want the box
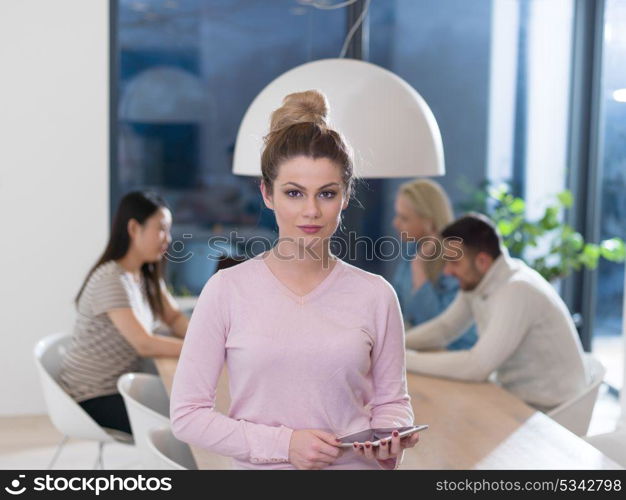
[509,198,526,214]
[600,238,626,261]
[557,190,573,208]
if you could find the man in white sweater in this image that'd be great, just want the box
[405,214,588,411]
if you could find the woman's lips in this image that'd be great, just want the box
[298,225,322,234]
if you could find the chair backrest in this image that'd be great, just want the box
[117,373,170,468]
[33,333,114,442]
[585,429,626,468]
[547,354,606,436]
[147,427,198,470]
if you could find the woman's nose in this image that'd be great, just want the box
[302,197,321,218]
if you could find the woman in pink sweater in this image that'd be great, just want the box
[170,90,419,469]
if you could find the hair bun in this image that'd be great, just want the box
[269,89,329,133]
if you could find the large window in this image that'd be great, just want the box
[114,0,346,294]
[591,0,626,391]
[112,0,623,374]
[368,0,574,276]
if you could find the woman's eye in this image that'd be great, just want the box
[286,190,302,198]
[319,191,337,199]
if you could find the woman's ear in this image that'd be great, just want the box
[342,188,351,210]
[127,218,140,239]
[260,181,274,210]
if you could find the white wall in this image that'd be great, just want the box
[0,0,109,415]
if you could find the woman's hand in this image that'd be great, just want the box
[352,429,420,468]
[410,254,428,292]
[288,429,344,470]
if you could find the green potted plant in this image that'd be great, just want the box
[458,181,626,282]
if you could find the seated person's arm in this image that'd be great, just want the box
[108,308,183,358]
[405,294,473,350]
[407,275,458,326]
[405,283,531,382]
[159,284,189,339]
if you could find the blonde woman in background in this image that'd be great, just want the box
[391,179,477,350]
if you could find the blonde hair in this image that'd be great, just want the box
[398,178,454,284]
[261,90,354,195]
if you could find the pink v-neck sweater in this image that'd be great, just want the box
[170,255,414,469]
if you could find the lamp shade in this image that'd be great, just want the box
[233,58,444,178]
[120,66,206,123]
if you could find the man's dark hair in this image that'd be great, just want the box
[441,213,502,260]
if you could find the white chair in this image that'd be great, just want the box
[34,333,134,469]
[147,427,198,470]
[585,428,626,468]
[117,373,170,468]
[547,354,606,436]
[584,320,626,467]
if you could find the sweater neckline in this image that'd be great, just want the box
[255,253,344,305]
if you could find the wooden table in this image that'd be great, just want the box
[155,358,621,469]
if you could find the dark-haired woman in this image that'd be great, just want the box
[59,191,187,435]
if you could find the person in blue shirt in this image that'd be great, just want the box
[391,179,477,351]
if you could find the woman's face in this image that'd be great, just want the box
[131,207,172,263]
[261,155,349,255]
[392,193,433,241]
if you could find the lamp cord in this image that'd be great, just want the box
[304,0,360,9]
[304,0,372,58]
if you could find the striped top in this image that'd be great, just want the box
[59,261,156,402]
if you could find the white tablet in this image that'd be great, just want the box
[337,425,428,448]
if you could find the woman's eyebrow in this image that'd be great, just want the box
[281,182,341,191]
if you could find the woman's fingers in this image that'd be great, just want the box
[350,430,421,464]
[377,439,390,460]
[312,430,343,448]
[311,445,347,469]
[400,432,420,449]
[316,439,343,459]
[363,441,376,460]
[315,454,337,465]
[307,432,344,463]
[389,431,402,456]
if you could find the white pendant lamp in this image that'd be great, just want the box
[232,58,444,178]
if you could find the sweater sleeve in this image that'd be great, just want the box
[405,293,474,351]
[406,275,458,326]
[404,282,533,382]
[89,269,133,316]
[170,271,293,465]
[369,279,415,470]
